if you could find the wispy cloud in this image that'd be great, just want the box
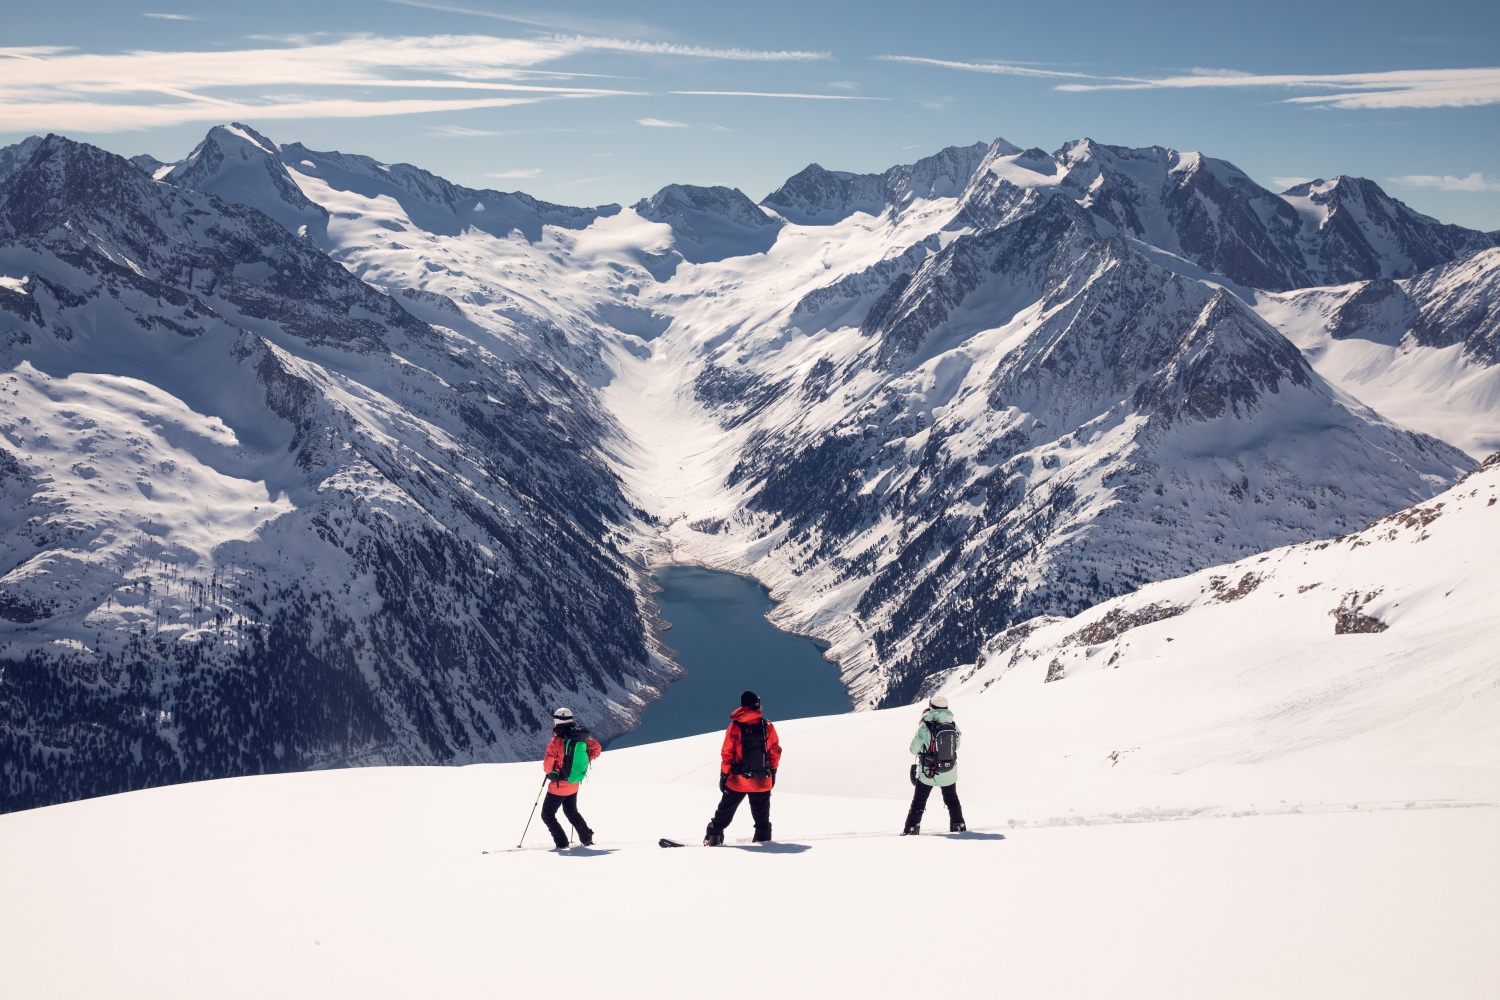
[142,12,200,20]
[671,90,885,100]
[880,54,1500,110]
[1391,172,1500,192]
[637,117,687,127]
[828,80,858,91]
[0,29,844,132]
[379,0,664,37]
[489,168,541,178]
[1271,176,1315,189]
[918,96,953,111]
[1055,67,1500,110]
[875,55,1098,80]
[424,124,497,137]
[546,36,830,61]
[0,34,644,132]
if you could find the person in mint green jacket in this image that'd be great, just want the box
[903,695,966,835]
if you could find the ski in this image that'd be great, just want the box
[658,838,686,848]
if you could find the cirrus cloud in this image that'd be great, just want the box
[1057,66,1500,109]
[879,54,1500,110]
[1391,172,1500,192]
[0,30,831,134]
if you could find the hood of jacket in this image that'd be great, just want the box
[921,708,955,725]
[730,706,764,724]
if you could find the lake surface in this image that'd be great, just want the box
[608,566,851,749]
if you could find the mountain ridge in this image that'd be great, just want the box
[0,123,1495,809]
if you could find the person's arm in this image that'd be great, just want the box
[586,737,602,761]
[720,725,737,774]
[766,722,782,771]
[543,737,561,777]
[909,723,930,757]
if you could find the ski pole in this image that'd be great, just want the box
[517,775,549,848]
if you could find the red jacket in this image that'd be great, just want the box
[543,729,601,796]
[720,707,782,793]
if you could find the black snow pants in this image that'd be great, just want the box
[905,781,965,831]
[541,791,592,847]
[707,789,772,842]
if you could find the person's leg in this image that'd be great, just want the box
[904,782,934,833]
[705,789,746,845]
[748,791,772,841]
[540,792,570,848]
[561,793,592,845]
[940,783,966,831]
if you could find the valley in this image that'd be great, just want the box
[0,123,1496,809]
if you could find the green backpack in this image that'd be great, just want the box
[559,729,592,783]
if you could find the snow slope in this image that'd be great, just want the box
[1256,248,1500,458]
[2,457,1498,997]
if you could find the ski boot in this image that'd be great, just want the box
[703,826,725,847]
[950,821,967,833]
[901,823,921,836]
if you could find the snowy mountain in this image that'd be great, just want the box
[766,138,1497,291]
[632,184,783,268]
[1,456,1496,997]
[1,123,1495,809]
[1256,247,1500,458]
[650,190,1469,707]
[0,135,669,811]
[943,449,1500,722]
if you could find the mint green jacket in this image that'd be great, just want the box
[909,708,961,787]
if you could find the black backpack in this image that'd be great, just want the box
[733,720,772,779]
[919,720,958,778]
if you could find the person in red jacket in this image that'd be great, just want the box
[541,707,602,849]
[703,691,782,846]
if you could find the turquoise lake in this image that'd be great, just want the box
[607,566,851,749]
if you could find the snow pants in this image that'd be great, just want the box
[905,781,965,831]
[707,789,772,842]
[541,791,593,848]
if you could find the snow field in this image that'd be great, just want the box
[1,704,1496,999]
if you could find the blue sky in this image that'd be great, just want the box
[4,0,1499,228]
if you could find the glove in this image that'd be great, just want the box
[545,771,561,781]
[718,772,728,794]
[770,768,777,788]
[910,764,918,787]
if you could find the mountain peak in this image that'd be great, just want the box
[0,135,44,186]
[166,122,326,233]
[633,184,782,265]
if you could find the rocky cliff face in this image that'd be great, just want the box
[692,190,1468,706]
[0,135,666,812]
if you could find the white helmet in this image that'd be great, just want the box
[553,707,574,724]
[928,695,949,709]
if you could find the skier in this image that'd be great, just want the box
[703,691,782,846]
[541,707,602,849]
[903,694,966,835]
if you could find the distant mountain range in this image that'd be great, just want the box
[0,123,1494,809]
